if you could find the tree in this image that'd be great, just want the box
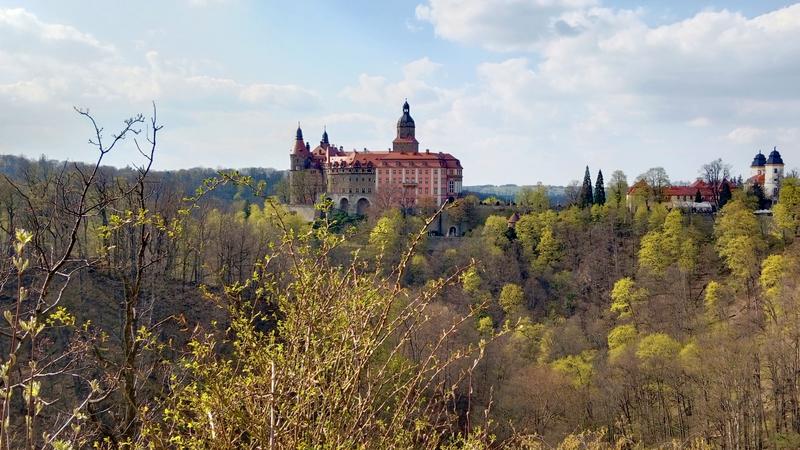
[516,185,549,213]
[579,166,593,208]
[694,189,702,203]
[594,170,606,205]
[636,167,670,207]
[499,283,525,316]
[701,158,732,208]
[564,180,581,206]
[749,183,767,210]
[718,180,732,209]
[610,277,648,320]
[607,170,628,208]
[715,199,764,287]
[774,177,800,238]
[534,225,560,271]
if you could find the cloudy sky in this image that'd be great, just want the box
[1,0,798,185]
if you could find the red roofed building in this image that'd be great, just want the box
[289,101,463,214]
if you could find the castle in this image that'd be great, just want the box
[289,101,463,214]
[747,147,785,200]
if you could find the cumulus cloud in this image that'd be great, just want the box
[0,7,321,170]
[415,0,598,51]
[340,57,455,108]
[727,126,766,144]
[0,8,113,51]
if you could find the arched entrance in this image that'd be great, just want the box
[356,197,370,215]
[339,197,350,212]
[448,226,457,237]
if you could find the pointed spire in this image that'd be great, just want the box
[321,126,329,146]
[295,122,303,141]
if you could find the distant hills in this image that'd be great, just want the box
[0,154,574,206]
[464,184,567,204]
[0,154,286,205]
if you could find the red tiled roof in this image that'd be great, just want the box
[747,173,765,185]
[328,150,462,169]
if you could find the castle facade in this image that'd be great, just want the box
[289,101,463,214]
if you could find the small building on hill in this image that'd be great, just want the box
[745,147,784,201]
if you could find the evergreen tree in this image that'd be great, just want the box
[594,170,606,205]
[750,183,767,210]
[719,181,732,209]
[694,189,702,203]
[580,166,594,208]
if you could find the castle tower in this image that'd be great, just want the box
[392,100,419,153]
[321,126,330,149]
[764,147,784,200]
[750,150,766,179]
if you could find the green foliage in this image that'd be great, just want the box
[149,217,488,448]
[516,185,550,213]
[482,215,512,248]
[610,277,647,319]
[715,199,764,284]
[533,225,560,271]
[636,333,681,368]
[579,166,594,208]
[639,209,696,275]
[551,350,596,388]
[607,170,629,208]
[774,177,800,238]
[499,283,525,315]
[607,324,637,361]
[594,170,606,205]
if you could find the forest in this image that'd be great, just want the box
[0,109,799,449]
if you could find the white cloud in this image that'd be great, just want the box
[415,0,598,51]
[687,117,711,128]
[340,57,455,108]
[726,126,765,144]
[0,8,113,52]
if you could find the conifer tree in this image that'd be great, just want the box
[694,189,702,203]
[580,166,594,208]
[594,170,606,205]
[719,181,732,209]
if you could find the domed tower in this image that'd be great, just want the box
[764,147,785,199]
[392,100,419,153]
[750,150,766,179]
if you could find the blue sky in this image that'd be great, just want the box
[1,1,799,185]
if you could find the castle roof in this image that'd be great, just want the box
[397,100,415,127]
[327,149,461,169]
[766,147,784,165]
[751,151,766,167]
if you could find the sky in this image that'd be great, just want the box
[1,0,799,185]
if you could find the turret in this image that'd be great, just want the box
[321,126,329,148]
[392,100,419,153]
[764,147,785,199]
[750,150,766,177]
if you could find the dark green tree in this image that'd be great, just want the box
[694,189,702,203]
[749,183,767,210]
[719,180,732,209]
[580,166,594,208]
[594,170,606,205]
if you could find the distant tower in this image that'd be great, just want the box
[750,150,766,179]
[321,126,330,149]
[392,100,419,153]
[764,147,785,200]
[289,124,310,204]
